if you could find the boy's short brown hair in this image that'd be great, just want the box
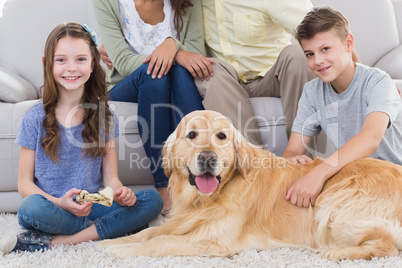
[295,6,351,43]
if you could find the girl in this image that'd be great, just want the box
[92,0,212,211]
[0,22,162,254]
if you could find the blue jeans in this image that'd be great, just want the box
[18,190,163,240]
[108,64,204,188]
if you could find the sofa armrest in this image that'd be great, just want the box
[393,0,402,43]
[0,66,38,103]
[374,45,402,79]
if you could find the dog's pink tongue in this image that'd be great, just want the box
[195,173,219,194]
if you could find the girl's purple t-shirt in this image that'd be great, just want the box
[16,101,119,198]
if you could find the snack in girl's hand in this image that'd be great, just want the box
[76,187,113,207]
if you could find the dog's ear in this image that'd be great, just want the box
[162,128,178,177]
[233,127,259,180]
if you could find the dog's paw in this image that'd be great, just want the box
[96,239,116,249]
[104,245,125,257]
[321,249,348,262]
[103,244,140,258]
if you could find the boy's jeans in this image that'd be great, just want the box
[108,64,204,188]
[18,189,163,240]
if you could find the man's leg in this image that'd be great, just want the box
[195,59,262,145]
[249,44,315,138]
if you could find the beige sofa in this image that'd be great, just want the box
[0,0,401,213]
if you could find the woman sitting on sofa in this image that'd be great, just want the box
[91,0,213,212]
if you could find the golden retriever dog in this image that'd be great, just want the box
[99,110,402,261]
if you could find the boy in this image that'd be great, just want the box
[283,7,402,208]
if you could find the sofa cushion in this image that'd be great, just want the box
[250,97,287,156]
[108,101,155,186]
[0,100,40,191]
[0,66,38,102]
[375,46,402,79]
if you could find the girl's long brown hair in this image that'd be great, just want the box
[41,22,112,162]
[171,0,193,34]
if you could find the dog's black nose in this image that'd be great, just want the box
[198,151,218,171]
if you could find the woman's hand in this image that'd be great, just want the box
[143,38,177,79]
[99,44,113,70]
[175,51,215,80]
[57,188,93,217]
[114,186,137,206]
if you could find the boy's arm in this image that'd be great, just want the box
[286,111,389,207]
[282,132,313,164]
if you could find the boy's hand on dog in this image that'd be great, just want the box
[285,172,325,207]
[287,154,313,165]
[114,186,137,207]
[58,188,93,217]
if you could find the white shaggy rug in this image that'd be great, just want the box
[1,213,401,268]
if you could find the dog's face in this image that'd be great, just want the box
[163,110,246,196]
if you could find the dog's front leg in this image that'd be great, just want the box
[104,235,233,258]
[98,225,167,248]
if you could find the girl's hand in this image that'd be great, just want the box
[114,186,137,207]
[286,154,313,165]
[175,51,215,81]
[142,38,177,79]
[285,173,325,207]
[58,188,93,217]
